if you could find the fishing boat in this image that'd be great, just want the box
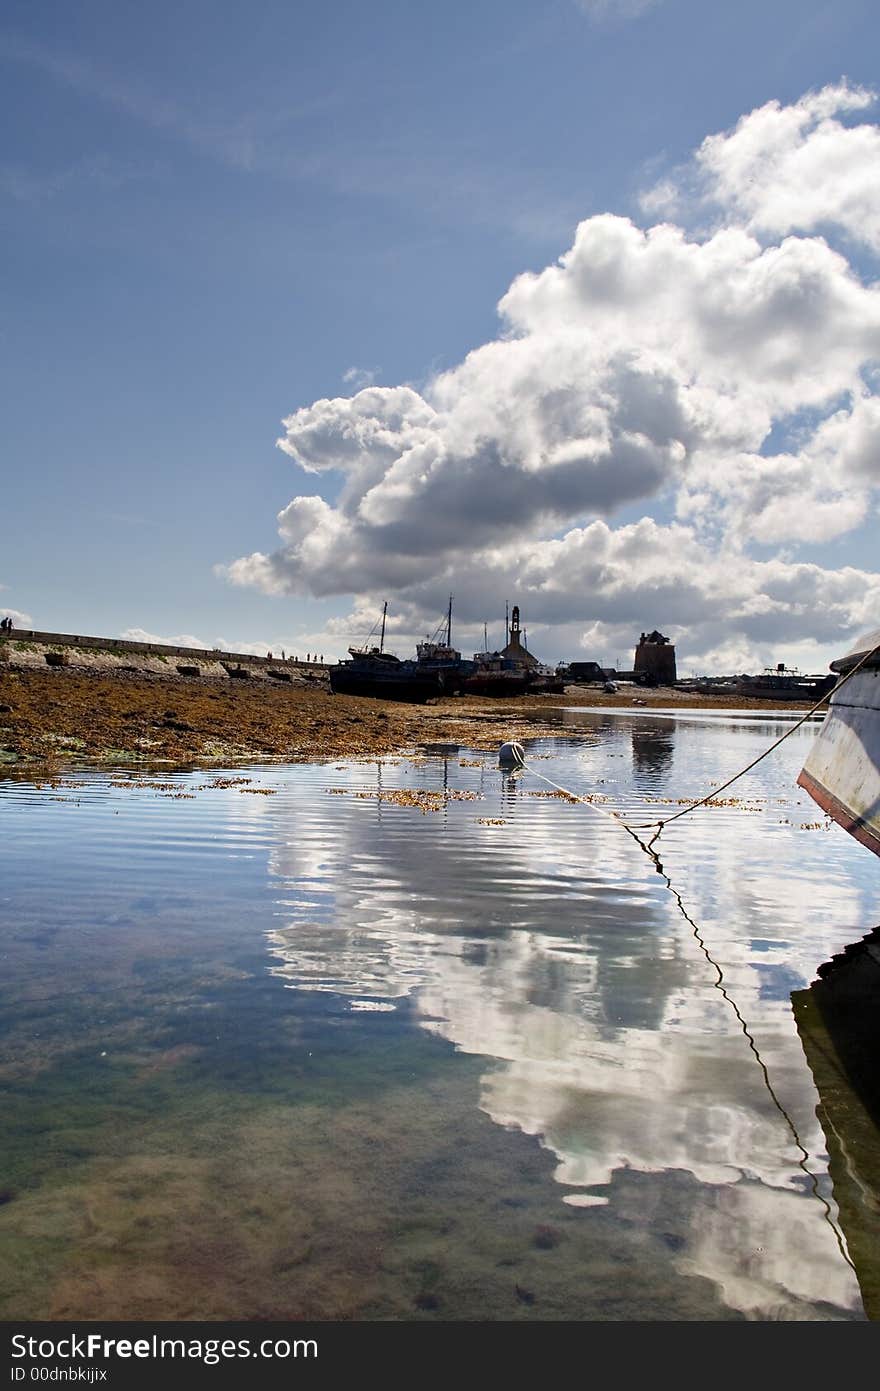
[529,663,566,694]
[460,650,535,697]
[460,603,556,697]
[413,596,475,693]
[736,663,836,701]
[328,603,446,703]
[797,629,880,857]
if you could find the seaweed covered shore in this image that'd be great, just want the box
[0,664,819,770]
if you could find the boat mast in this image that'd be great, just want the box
[483,621,488,652]
[505,600,509,646]
[379,601,387,654]
[446,594,453,648]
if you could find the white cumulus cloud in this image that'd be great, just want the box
[223,85,880,670]
[694,83,880,252]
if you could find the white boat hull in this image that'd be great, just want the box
[798,665,880,858]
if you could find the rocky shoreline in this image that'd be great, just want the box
[0,662,822,772]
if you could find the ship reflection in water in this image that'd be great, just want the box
[2,707,879,1320]
[264,712,879,1319]
[793,930,880,1321]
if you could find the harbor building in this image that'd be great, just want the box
[634,630,677,686]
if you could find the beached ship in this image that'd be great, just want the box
[328,603,447,703]
[797,629,880,857]
[529,663,566,694]
[328,648,445,702]
[460,655,563,697]
[461,650,534,697]
[737,664,836,701]
[413,597,475,694]
[460,603,560,697]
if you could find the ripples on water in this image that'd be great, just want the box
[1,708,878,1320]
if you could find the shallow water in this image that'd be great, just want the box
[1,709,879,1321]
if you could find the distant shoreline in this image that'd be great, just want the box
[0,660,822,774]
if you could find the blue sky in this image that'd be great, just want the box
[2,0,878,671]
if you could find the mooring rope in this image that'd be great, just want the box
[498,643,878,1272]
[638,825,856,1274]
[514,637,880,848]
[500,695,865,1272]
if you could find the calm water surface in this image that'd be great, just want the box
[1,708,879,1320]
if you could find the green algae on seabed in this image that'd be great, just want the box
[0,1032,745,1322]
[3,734,876,1322]
[1,943,745,1321]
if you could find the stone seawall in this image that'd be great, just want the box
[0,629,329,683]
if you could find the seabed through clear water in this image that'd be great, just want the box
[1,707,878,1320]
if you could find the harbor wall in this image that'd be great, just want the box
[0,629,329,682]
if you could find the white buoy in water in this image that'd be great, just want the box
[499,740,525,767]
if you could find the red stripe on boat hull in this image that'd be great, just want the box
[797,768,880,858]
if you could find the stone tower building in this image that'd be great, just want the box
[633,630,677,686]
